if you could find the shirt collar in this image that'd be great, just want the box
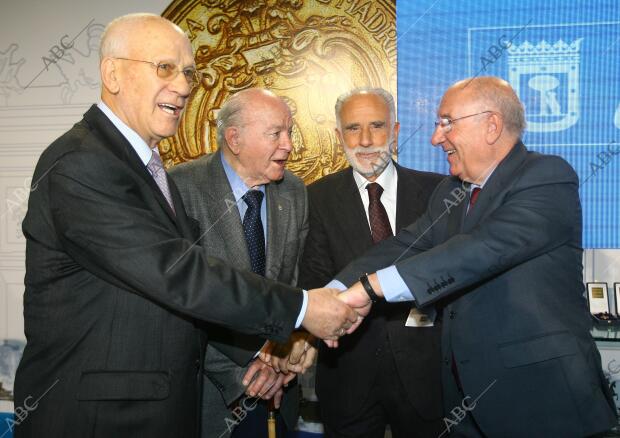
[352,159,396,193]
[469,165,496,190]
[220,152,265,202]
[97,101,154,166]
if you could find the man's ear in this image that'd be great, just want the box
[391,121,401,153]
[335,127,345,147]
[224,127,241,155]
[485,112,503,144]
[100,58,120,94]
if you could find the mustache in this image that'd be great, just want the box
[349,146,390,155]
[344,134,396,156]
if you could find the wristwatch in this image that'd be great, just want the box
[359,274,380,303]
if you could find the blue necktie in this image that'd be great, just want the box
[242,190,266,276]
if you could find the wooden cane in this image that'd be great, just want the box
[268,399,277,438]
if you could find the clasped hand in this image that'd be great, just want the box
[301,286,372,342]
[242,282,374,406]
[241,332,316,408]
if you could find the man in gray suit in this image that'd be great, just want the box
[334,77,616,437]
[170,88,314,438]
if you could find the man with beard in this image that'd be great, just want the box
[299,87,445,437]
[334,77,616,437]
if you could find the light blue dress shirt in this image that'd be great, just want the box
[375,172,497,302]
[328,172,497,303]
[220,153,267,242]
[97,102,155,166]
[220,153,308,328]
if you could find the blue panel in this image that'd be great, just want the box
[0,412,14,438]
[397,0,620,248]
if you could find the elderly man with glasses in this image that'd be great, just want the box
[14,13,359,438]
[334,76,616,437]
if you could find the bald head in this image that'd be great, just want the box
[216,88,290,149]
[432,76,525,183]
[447,76,526,138]
[98,13,196,148]
[217,88,294,187]
[99,13,188,61]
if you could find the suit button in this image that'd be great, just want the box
[195,359,201,370]
[443,358,450,365]
[376,347,382,357]
[449,310,456,319]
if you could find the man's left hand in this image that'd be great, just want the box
[242,359,282,399]
[260,332,317,374]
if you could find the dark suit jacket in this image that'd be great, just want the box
[299,163,445,421]
[335,143,617,437]
[14,105,303,438]
[170,151,308,433]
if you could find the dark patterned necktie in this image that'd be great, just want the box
[147,150,175,213]
[468,187,481,212]
[242,190,266,276]
[367,182,393,244]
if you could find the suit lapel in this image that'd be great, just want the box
[168,179,196,238]
[463,142,528,231]
[83,105,178,226]
[394,163,423,230]
[336,168,374,254]
[265,182,290,280]
[203,151,252,270]
[445,179,468,237]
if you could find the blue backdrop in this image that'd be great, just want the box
[396,0,620,248]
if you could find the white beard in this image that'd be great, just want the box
[343,136,394,179]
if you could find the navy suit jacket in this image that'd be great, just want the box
[336,143,616,437]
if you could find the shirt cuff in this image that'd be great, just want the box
[253,341,269,359]
[295,290,309,329]
[376,266,414,303]
[325,279,347,291]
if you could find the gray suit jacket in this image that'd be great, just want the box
[335,142,616,437]
[170,151,308,436]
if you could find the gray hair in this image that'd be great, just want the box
[99,13,185,61]
[215,88,287,149]
[216,93,247,149]
[455,76,526,137]
[335,87,396,131]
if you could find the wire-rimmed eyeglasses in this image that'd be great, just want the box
[113,57,202,90]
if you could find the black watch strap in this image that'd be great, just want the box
[359,274,380,303]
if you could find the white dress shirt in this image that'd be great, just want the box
[352,160,398,235]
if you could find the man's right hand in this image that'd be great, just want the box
[301,288,358,340]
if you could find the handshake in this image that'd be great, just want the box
[240,283,377,407]
[302,285,375,341]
